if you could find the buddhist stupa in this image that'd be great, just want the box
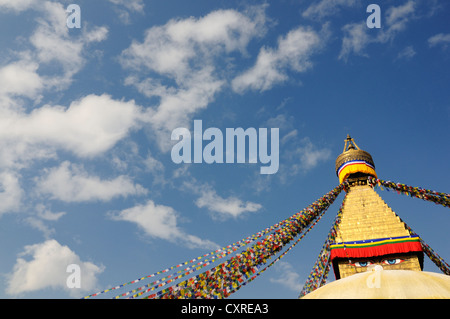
[302,135,450,299]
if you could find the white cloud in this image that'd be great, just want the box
[269,261,303,291]
[28,1,108,90]
[0,0,36,12]
[232,26,321,93]
[109,0,144,12]
[264,113,331,174]
[385,0,415,30]
[24,217,54,238]
[0,94,143,168]
[297,138,332,170]
[120,7,267,150]
[338,22,370,61]
[276,135,331,185]
[82,26,109,44]
[25,204,66,238]
[0,1,108,101]
[280,129,298,145]
[339,22,373,60]
[181,180,262,219]
[137,69,225,152]
[0,171,23,216]
[428,33,450,48]
[0,60,43,98]
[36,161,147,203]
[381,0,416,42]
[26,94,141,157]
[35,203,66,221]
[143,152,164,174]
[108,0,145,24]
[195,187,262,219]
[121,8,265,79]
[302,0,358,20]
[112,200,219,249]
[6,239,104,297]
[396,45,416,60]
[339,1,417,61]
[173,170,262,219]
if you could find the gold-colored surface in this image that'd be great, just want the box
[336,185,410,243]
[306,135,447,299]
[334,184,422,278]
[302,269,450,299]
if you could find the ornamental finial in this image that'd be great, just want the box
[336,136,377,183]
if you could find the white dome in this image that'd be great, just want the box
[302,267,450,299]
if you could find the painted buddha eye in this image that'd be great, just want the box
[382,258,403,265]
[353,261,372,267]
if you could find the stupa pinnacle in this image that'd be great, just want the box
[302,135,450,298]
[335,135,377,184]
[331,136,423,279]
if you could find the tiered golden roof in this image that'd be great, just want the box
[334,183,423,279]
[331,136,423,279]
[335,185,410,243]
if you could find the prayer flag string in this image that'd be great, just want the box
[402,221,450,275]
[83,175,448,300]
[85,229,275,299]
[83,183,344,299]
[114,235,267,299]
[368,177,450,274]
[368,177,450,208]
[299,193,346,297]
[224,196,333,296]
[147,184,345,299]
[84,195,317,299]
[299,176,449,298]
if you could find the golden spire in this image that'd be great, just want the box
[342,134,359,152]
[331,136,423,279]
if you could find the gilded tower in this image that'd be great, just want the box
[302,135,450,298]
[331,135,423,279]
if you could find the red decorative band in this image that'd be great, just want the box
[330,235,422,260]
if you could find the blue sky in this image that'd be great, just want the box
[0,0,448,299]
